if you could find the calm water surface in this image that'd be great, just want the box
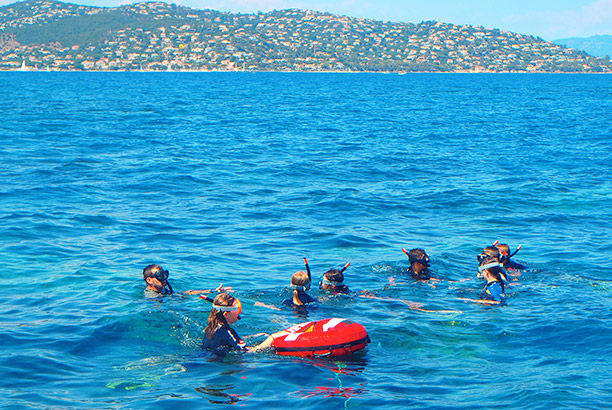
[1,72,611,409]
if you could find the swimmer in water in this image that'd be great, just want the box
[477,245,510,281]
[201,293,288,354]
[142,264,230,298]
[143,264,173,296]
[254,259,318,312]
[320,262,350,294]
[460,255,507,305]
[405,248,432,280]
[496,243,527,272]
[389,248,439,287]
[283,270,318,306]
[478,246,501,264]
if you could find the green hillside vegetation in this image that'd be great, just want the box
[1,0,611,73]
[10,9,185,46]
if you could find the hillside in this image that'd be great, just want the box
[1,0,611,72]
[554,35,612,59]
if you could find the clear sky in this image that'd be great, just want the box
[3,0,612,40]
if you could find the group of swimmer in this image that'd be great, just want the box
[141,241,527,355]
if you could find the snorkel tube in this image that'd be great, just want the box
[303,257,311,283]
[510,245,522,258]
[340,262,350,273]
[498,243,522,264]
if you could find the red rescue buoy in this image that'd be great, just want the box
[272,318,370,358]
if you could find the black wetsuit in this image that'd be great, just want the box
[281,291,318,307]
[327,284,350,294]
[503,259,528,271]
[408,268,431,280]
[202,325,246,354]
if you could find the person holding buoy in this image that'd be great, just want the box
[202,293,248,353]
[201,293,288,354]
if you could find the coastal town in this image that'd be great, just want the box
[1,0,611,72]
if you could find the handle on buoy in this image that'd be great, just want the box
[313,350,333,358]
[340,262,350,273]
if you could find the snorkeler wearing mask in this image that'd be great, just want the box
[496,243,527,271]
[142,264,230,298]
[201,293,289,355]
[458,255,507,305]
[284,269,318,306]
[320,262,351,294]
[202,293,246,353]
[143,264,174,296]
[477,255,507,303]
[405,248,432,280]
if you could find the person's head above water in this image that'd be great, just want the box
[288,269,316,306]
[321,268,347,292]
[477,255,506,283]
[204,293,242,338]
[405,248,431,279]
[496,243,510,257]
[478,246,501,264]
[290,270,311,291]
[143,264,173,295]
[495,243,526,270]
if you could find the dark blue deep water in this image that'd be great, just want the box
[1,72,612,409]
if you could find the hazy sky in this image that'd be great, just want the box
[4,0,612,40]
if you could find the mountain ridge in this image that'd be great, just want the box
[553,34,612,59]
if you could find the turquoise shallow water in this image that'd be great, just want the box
[1,72,612,409]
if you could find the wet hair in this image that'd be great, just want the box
[479,256,506,293]
[204,293,235,340]
[142,264,163,281]
[482,246,501,261]
[291,270,310,288]
[408,248,429,265]
[321,268,350,293]
[496,243,510,256]
[324,269,344,284]
[290,270,312,305]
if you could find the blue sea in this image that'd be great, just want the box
[1,72,612,409]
